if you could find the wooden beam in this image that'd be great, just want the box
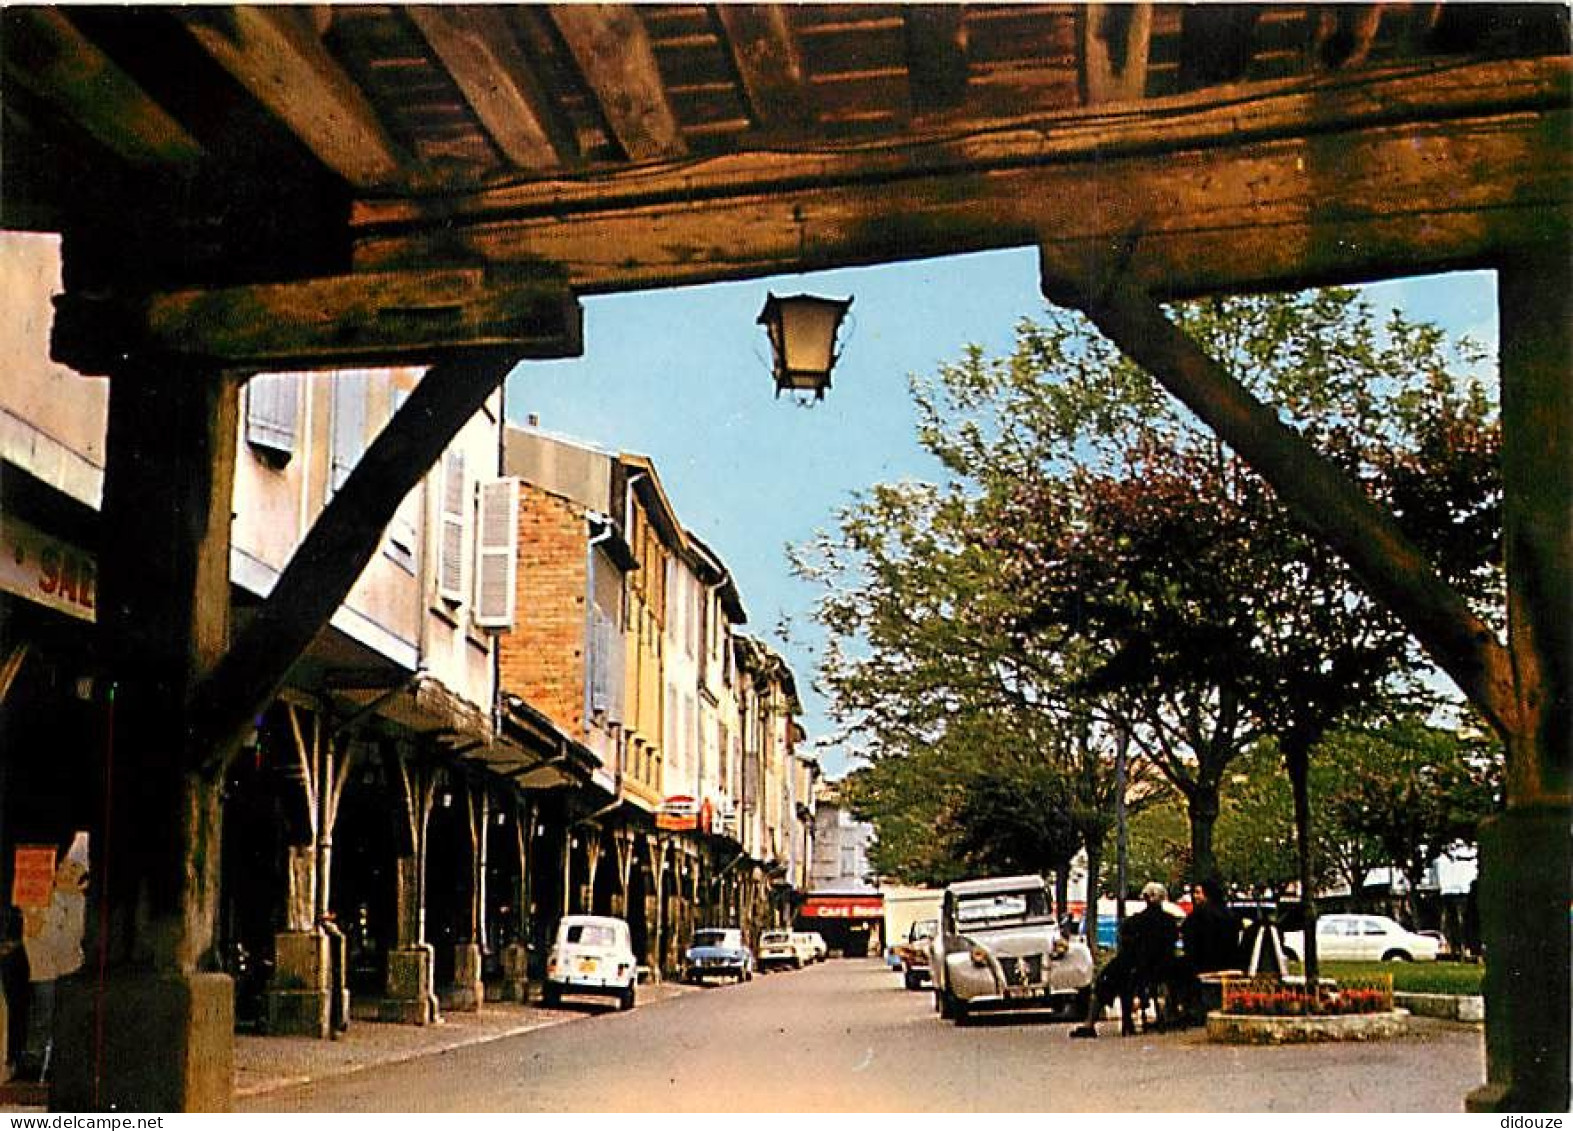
[547,4,686,161]
[715,4,816,132]
[352,60,1570,298]
[905,6,971,115]
[406,6,573,170]
[51,267,583,374]
[2,8,205,168]
[176,6,405,189]
[189,350,519,773]
[1079,4,1152,105]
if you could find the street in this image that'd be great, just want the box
[243,958,1487,1112]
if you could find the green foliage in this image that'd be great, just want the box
[797,287,1499,892]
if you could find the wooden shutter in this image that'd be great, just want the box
[438,449,467,602]
[330,374,368,492]
[473,477,518,628]
[245,372,298,458]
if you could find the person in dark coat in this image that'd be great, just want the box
[1171,877,1243,1026]
[1070,882,1180,1038]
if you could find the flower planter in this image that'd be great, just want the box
[1207,1007,1411,1045]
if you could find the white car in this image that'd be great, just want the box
[757,929,806,970]
[544,914,638,1009]
[1283,913,1440,963]
[929,874,1094,1024]
[793,931,828,963]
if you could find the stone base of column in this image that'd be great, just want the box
[52,972,233,1112]
[379,945,438,1026]
[497,943,530,1002]
[441,944,484,1012]
[264,931,330,1039]
[1465,805,1571,1113]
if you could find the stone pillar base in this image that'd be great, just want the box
[441,944,484,1012]
[498,943,530,1002]
[264,931,330,1039]
[52,972,233,1112]
[1465,805,1572,1113]
[379,945,438,1026]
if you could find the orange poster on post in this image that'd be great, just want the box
[12,844,57,908]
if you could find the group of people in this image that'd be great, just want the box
[1070,877,1242,1039]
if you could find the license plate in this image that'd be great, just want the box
[577,958,599,974]
[1005,985,1038,1000]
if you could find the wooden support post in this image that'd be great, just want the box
[53,362,239,1113]
[383,750,438,1025]
[1467,254,1571,1113]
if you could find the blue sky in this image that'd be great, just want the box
[503,249,1497,780]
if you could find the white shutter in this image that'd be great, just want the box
[473,477,518,628]
[245,372,299,459]
[438,449,467,603]
[330,375,368,493]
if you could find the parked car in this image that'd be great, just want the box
[682,927,754,984]
[929,874,1094,1024]
[793,931,828,963]
[757,929,806,970]
[543,915,638,1010]
[895,918,938,990]
[1282,913,1440,963]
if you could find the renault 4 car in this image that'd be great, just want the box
[543,914,638,1010]
[757,929,805,970]
[930,874,1093,1024]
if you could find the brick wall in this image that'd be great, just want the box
[498,484,587,735]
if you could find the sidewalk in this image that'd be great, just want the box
[1,980,699,1110]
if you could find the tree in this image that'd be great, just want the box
[1321,718,1503,922]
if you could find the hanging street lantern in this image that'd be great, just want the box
[757,292,852,401]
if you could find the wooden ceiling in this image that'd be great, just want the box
[4,4,1569,305]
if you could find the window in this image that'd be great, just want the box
[473,478,518,629]
[245,372,298,464]
[386,387,418,573]
[437,449,467,603]
[329,374,368,493]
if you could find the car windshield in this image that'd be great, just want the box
[565,923,617,947]
[911,919,937,940]
[954,889,1051,926]
[762,931,790,943]
[692,930,731,948]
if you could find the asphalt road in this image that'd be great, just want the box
[242,958,1487,1112]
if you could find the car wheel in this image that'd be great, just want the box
[541,984,560,1008]
[618,985,636,1011]
[903,970,921,991]
[938,990,957,1020]
[1382,950,1413,962]
[951,999,970,1026]
[1066,986,1091,1022]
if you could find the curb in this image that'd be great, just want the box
[1206,1008,1412,1044]
[1393,991,1485,1023]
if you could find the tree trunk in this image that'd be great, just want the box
[1187,786,1221,885]
[1083,834,1104,962]
[1284,739,1320,997]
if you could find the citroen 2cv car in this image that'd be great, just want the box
[929,874,1093,1024]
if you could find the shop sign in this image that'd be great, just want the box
[656,795,698,832]
[800,895,884,920]
[12,845,57,908]
[0,514,96,622]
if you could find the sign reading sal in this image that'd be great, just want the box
[1,515,96,621]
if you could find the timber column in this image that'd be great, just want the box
[382,751,438,1025]
[54,364,240,1112]
[1468,256,1572,1113]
